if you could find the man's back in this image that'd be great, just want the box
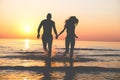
[41,19,55,35]
[37,13,57,39]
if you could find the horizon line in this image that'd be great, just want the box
[0,38,120,42]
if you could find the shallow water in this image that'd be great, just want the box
[0,39,120,80]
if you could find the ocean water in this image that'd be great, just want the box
[0,39,120,80]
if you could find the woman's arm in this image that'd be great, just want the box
[58,27,66,36]
[56,27,66,39]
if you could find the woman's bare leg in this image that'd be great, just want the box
[63,37,70,56]
[70,38,75,59]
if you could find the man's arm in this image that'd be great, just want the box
[37,21,43,39]
[53,22,58,38]
[58,27,65,36]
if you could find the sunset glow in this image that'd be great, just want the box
[24,25,31,33]
[0,0,120,41]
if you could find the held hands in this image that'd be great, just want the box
[37,34,40,39]
[75,35,78,38]
[55,35,59,39]
[56,35,78,39]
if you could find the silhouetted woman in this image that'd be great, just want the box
[57,16,79,59]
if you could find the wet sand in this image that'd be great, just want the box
[0,52,120,80]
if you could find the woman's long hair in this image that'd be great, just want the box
[65,16,79,26]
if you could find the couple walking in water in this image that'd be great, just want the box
[37,13,79,59]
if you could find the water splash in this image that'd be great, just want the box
[51,45,57,57]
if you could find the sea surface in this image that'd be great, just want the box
[0,39,120,80]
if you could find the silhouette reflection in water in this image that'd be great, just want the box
[64,59,75,80]
[42,58,75,80]
[42,59,51,80]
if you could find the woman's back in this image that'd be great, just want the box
[65,23,75,37]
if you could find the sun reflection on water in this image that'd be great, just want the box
[23,77,28,80]
[25,39,29,50]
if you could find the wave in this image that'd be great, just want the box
[0,66,120,73]
[0,46,10,48]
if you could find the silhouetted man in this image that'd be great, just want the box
[37,13,57,59]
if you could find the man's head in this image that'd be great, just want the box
[47,13,52,20]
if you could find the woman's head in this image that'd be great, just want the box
[66,16,79,25]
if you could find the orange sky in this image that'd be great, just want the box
[0,0,120,41]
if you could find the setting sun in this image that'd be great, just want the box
[24,25,31,33]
